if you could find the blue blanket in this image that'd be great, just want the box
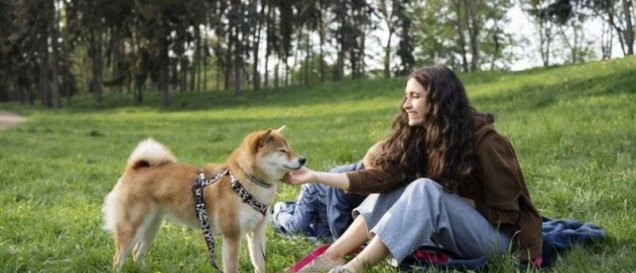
[401,217,606,272]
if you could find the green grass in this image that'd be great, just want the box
[1,57,635,273]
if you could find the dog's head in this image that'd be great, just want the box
[232,126,305,182]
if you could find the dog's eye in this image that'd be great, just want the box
[278,148,288,153]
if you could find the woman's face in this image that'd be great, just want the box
[402,78,427,127]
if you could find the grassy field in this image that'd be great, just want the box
[1,57,635,273]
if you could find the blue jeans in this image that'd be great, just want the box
[273,183,331,240]
[354,178,511,263]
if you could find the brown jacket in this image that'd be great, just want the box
[346,114,543,261]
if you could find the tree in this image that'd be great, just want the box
[0,0,15,102]
[581,0,634,56]
[394,0,415,75]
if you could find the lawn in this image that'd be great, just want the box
[1,57,635,273]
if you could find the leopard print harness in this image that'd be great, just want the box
[192,169,269,271]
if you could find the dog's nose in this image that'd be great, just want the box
[299,158,306,166]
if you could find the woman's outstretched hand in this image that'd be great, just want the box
[285,167,351,191]
[286,167,318,185]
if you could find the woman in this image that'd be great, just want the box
[287,65,543,273]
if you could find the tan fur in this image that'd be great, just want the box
[362,139,386,169]
[104,127,304,273]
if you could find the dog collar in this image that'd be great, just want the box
[247,174,272,189]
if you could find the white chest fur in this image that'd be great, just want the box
[236,202,268,233]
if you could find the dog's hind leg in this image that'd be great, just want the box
[133,212,163,265]
[112,203,149,271]
[112,223,138,272]
[246,219,267,273]
[222,234,242,273]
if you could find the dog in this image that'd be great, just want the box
[103,126,305,273]
[362,139,386,169]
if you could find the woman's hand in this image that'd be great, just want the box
[285,167,351,191]
[286,167,318,185]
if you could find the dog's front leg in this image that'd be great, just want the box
[246,218,267,273]
[222,234,241,273]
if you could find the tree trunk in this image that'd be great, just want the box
[216,60,221,91]
[224,24,234,91]
[490,28,500,71]
[319,0,325,83]
[182,58,189,92]
[253,0,264,90]
[623,0,634,55]
[0,78,8,102]
[292,31,301,86]
[190,36,198,92]
[204,18,210,91]
[234,26,242,95]
[336,2,345,81]
[264,54,269,89]
[284,60,289,87]
[601,20,613,59]
[274,63,279,88]
[454,0,469,72]
[63,34,73,106]
[539,17,553,67]
[49,0,61,109]
[465,0,481,71]
[360,21,367,78]
[38,36,51,107]
[304,30,311,85]
[558,22,580,64]
[384,29,394,79]
[89,31,103,103]
[159,41,170,107]
[379,0,394,78]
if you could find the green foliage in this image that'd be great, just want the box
[411,0,516,71]
[1,58,635,272]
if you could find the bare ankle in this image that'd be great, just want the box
[322,250,344,263]
[343,257,367,273]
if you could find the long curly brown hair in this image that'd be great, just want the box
[374,65,479,192]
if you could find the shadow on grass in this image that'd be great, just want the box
[44,78,404,114]
[4,58,634,117]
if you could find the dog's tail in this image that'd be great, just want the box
[126,138,177,172]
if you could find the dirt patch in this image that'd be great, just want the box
[0,110,27,130]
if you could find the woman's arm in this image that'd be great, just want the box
[287,167,351,191]
[476,131,524,223]
[287,166,406,194]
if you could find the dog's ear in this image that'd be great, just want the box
[257,129,273,150]
[274,125,286,133]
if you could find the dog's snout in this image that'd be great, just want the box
[298,157,306,166]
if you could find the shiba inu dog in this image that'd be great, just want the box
[103,126,305,273]
[362,139,386,169]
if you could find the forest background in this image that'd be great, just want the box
[1,0,636,272]
[0,0,634,107]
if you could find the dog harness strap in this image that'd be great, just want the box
[229,174,269,216]
[193,169,227,272]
